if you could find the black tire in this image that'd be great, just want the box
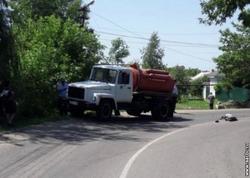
[151,102,169,120]
[97,100,113,120]
[127,95,143,117]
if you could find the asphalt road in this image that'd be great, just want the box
[0,109,250,178]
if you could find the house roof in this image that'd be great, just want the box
[191,70,221,81]
[191,71,210,81]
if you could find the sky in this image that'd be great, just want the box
[86,0,235,71]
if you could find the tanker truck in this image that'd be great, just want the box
[67,64,176,120]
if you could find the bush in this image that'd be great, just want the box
[13,16,103,117]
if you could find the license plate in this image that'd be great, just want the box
[69,101,78,106]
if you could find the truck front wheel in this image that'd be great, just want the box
[151,102,169,120]
[97,100,113,120]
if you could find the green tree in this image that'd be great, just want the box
[142,32,164,69]
[108,38,129,64]
[0,0,17,80]
[190,76,209,97]
[168,65,190,97]
[200,0,250,27]
[168,65,190,85]
[200,0,250,89]
[9,0,85,24]
[168,65,201,97]
[185,68,200,77]
[168,66,200,84]
[0,0,9,79]
[214,24,250,88]
[5,0,103,117]
[13,16,103,116]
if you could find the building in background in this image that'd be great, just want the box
[191,70,222,100]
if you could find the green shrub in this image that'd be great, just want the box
[13,16,103,117]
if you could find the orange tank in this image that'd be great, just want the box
[130,64,175,92]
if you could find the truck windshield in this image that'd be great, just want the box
[90,68,117,84]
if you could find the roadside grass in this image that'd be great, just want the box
[177,99,209,110]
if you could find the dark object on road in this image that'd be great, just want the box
[220,114,238,122]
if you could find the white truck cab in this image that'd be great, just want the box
[67,65,133,118]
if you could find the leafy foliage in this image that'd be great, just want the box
[142,32,164,69]
[0,0,9,79]
[214,24,250,88]
[168,65,200,85]
[214,81,232,92]
[189,76,209,97]
[108,38,129,64]
[168,65,201,97]
[200,0,250,27]
[1,0,103,117]
[10,0,74,18]
[13,16,103,116]
[0,0,16,80]
[200,0,250,90]
[9,0,88,26]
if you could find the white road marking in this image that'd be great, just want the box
[119,122,216,178]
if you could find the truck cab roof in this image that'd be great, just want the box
[93,64,130,71]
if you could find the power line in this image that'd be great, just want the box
[99,38,214,63]
[92,13,219,47]
[92,26,218,36]
[95,30,219,48]
[99,37,220,49]
[93,12,142,37]
[164,47,213,63]
[91,13,216,64]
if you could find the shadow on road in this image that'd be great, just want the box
[1,114,193,145]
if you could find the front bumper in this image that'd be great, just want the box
[68,98,97,110]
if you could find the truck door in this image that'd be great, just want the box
[116,70,133,103]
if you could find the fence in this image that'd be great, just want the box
[216,87,250,102]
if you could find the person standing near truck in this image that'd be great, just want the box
[56,80,68,115]
[0,80,17,126]
[169,81,178,118]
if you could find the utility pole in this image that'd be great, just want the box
[78,0,95,27]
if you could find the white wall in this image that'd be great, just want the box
[203,77,217,100]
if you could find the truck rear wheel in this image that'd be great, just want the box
[97,100,113,120]
[151,102,169,120]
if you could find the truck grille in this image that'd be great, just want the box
[68,87,85,99]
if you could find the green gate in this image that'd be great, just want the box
[216,87,250,102]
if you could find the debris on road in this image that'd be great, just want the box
[215,113,238,123]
